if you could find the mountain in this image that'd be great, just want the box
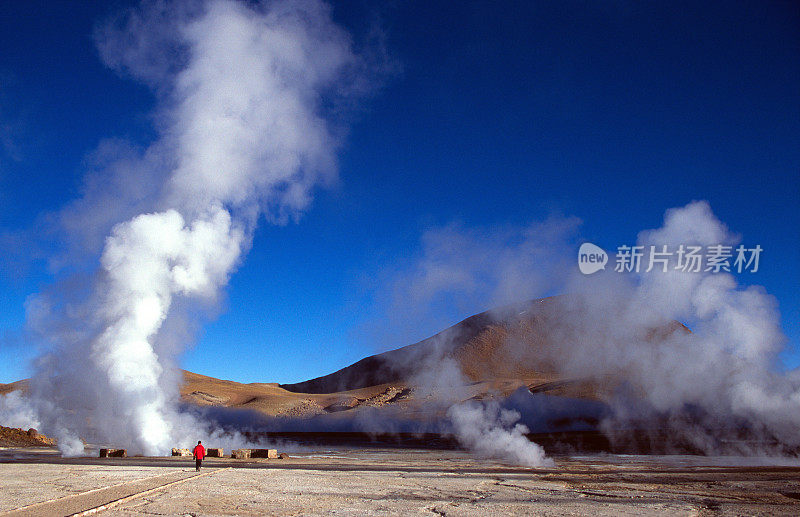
[279,296,613,398]
[0,380,27,396]
[1,297,688,420]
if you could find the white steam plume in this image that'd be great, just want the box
[384,201,798,458]
[447,401,554,467]
[364,217,580,351]
[0,391,41,431]
[7,0,370,456]
[554,201,797,453]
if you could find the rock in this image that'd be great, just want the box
[363,386,409,407]
[232,448,277,459]
[185,391,230,406]
[251,449,278,459]
[324,397,360,413]
[206,448,224,457]
[279,453,290,459]
[278,399,325,418]
[172,448,192,457]
[231,449,251,459]
[99,448,127,458]
[0,426,55,447]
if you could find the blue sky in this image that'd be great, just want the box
[0,0,798,384]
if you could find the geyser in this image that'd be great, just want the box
[10,0,370,456]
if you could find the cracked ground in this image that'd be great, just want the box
[1,448,800,516]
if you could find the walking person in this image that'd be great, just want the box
[193,440,205,471]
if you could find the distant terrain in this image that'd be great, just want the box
[181,297,618,420]
[1,297,686,428]
[0,425,55,447]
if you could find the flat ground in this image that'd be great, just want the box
[1,447,800,516]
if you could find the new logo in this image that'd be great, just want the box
[578,242,607,275]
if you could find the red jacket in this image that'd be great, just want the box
[193,444,205,459]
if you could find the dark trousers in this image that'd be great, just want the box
[195,458,202,471]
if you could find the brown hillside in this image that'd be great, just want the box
[0,425,56,447]
[279,296,688,400]
[279,298,560,394]
[0,380,28,396]
[1,297,689,420]
[279,297,617,394]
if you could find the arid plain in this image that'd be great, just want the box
[3,300,800,515]
[2,447,800,516]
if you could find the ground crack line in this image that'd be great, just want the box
[73,467,231,516]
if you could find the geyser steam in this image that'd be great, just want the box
[556,201,796,453]
[384,201,798,458]
[12,0,368,455]
[447,400,554,467]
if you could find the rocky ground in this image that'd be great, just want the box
[1,447,799,516]
[0,426,55,448]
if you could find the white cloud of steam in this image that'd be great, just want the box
[386,200,797,458]
[556,201,796,452]
[366,216,581,350]
[8,0,371,456]
[52,139,165,267]
[371,217,577,465]
[96,0,356,220]
[166,0,351,216]
[447,400,554,467]
[407,217,580,310]
[81,207,244,453]
[0,392,40,431]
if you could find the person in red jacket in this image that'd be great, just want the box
[193,440,205,471]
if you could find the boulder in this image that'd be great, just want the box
[171,448,192,457]
[205,448,224,457]
[99,448,127,458]
[231,449,251,459]
[251,448,277,459]
[231,448,277,459]
[279,453,290,459]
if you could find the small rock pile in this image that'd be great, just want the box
[0,426,56,447]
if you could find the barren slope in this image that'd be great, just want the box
[2,297,688,420]
[279,297,596,395]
